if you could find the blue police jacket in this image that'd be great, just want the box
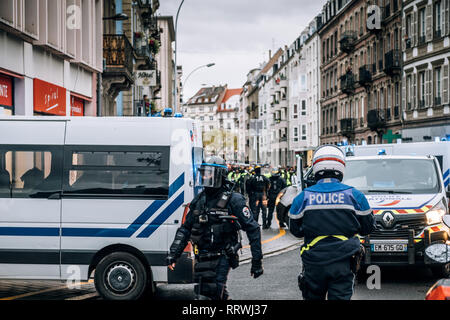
[288,178,375,265]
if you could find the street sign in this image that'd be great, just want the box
[136,70,156,87]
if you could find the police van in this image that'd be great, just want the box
[342,154,449,276]
[0,116,203,299]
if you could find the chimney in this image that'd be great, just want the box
[269,50,272,60]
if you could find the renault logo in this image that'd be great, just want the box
[382,211,395,228]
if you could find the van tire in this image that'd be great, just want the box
[94,252,147,300]
[430,263,450,278]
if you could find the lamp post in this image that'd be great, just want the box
[173,0,186,114]
[181,63,215,113]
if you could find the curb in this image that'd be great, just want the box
[239,240,303,264]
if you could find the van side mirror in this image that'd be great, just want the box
[443,215,450,229]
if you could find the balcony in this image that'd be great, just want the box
[367,109,386,131]
[340,72,355,95]
[384,50,401,76]
[103,34,134,97]
[358,65,372,87]
[339,31,357,54]
[340,118,356,137]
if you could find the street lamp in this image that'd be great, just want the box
[173,0,186,114]
[181,63,215,113]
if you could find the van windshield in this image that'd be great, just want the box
[342,158,440,195]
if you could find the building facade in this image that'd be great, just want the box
[0,0,103,117]
[401,0,450,142]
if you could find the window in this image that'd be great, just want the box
[301,100,306,116]
[301,125,307,140]
[419,71,426,108]
[419,7,426,43]
[0,146,63,198]
[434,1,441,37]
[434,67,442,105]
[293,127,298,142]
[209,116,213,121]
[64,146,170,199]
[293,104,298,119]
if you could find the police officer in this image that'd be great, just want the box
[289,145,375,300]
[166,156,264,300]
[246,166,270,225]
[265,168,287,229]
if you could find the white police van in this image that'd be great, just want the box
[341,141,450,192]
[0,116,203,299]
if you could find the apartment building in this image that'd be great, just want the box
[288,17,322,167]
[102,0,161,116]
[257,49,285,166]
[402,0,450,142]
[0,0,102,117]
[238,68,260,163]
[318,0,404,145]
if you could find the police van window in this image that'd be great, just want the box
[73,151,162,167]
[343,159,440,194]
[0,147,63,198]
[64,147,170,199]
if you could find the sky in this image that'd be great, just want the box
[158,0,326,103]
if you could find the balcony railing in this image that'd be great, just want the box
[384,49,401,76]
[340,118,356,136]
[340,72,355,95]
[367,109,386,131]
[103,34,134,77]
[339,30,357,54]
[358,65,372,86]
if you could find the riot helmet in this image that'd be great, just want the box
[195,156,228,188]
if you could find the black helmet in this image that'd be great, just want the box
[195,156,228,188]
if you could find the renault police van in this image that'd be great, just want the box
[0,116,203,300]
[342,154,450,277]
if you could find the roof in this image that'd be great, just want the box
[346,155,434,161]
[260,48,284,74]
[217,88,242,112]
[187,86,227,105]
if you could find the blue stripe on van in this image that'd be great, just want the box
[0,173,185,238]
[137,191,185,238]
[0,227,60,237]
[443,169,449,180]
[445,178,449,187]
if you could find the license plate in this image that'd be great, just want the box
[371,244,408,252]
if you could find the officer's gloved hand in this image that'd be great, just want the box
[250,259,263,279]
[166,255,177,270]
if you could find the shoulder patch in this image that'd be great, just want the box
[242,207,251,219]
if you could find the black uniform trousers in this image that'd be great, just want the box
[249,191,266,224]
[301,258,355,300]
[265,194,277,228]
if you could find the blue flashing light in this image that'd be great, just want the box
[378,149,387,155]
[174,113,183,118]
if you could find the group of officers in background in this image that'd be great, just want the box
[227,164,297,229]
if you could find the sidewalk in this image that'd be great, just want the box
[239,214,303,263]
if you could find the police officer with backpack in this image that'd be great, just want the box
[166,156,264,300]
[246,166,270,226]
[289,145,375,300]
[265,168,286,229]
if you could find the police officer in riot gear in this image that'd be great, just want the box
[289,145,375,300]
[167,156,263,300]
[246,166,270,226]
[266,168,287,229]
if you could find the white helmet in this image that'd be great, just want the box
[312,144,346,181]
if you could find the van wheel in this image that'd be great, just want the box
[430,263,450,278]
[94,252,147,300]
